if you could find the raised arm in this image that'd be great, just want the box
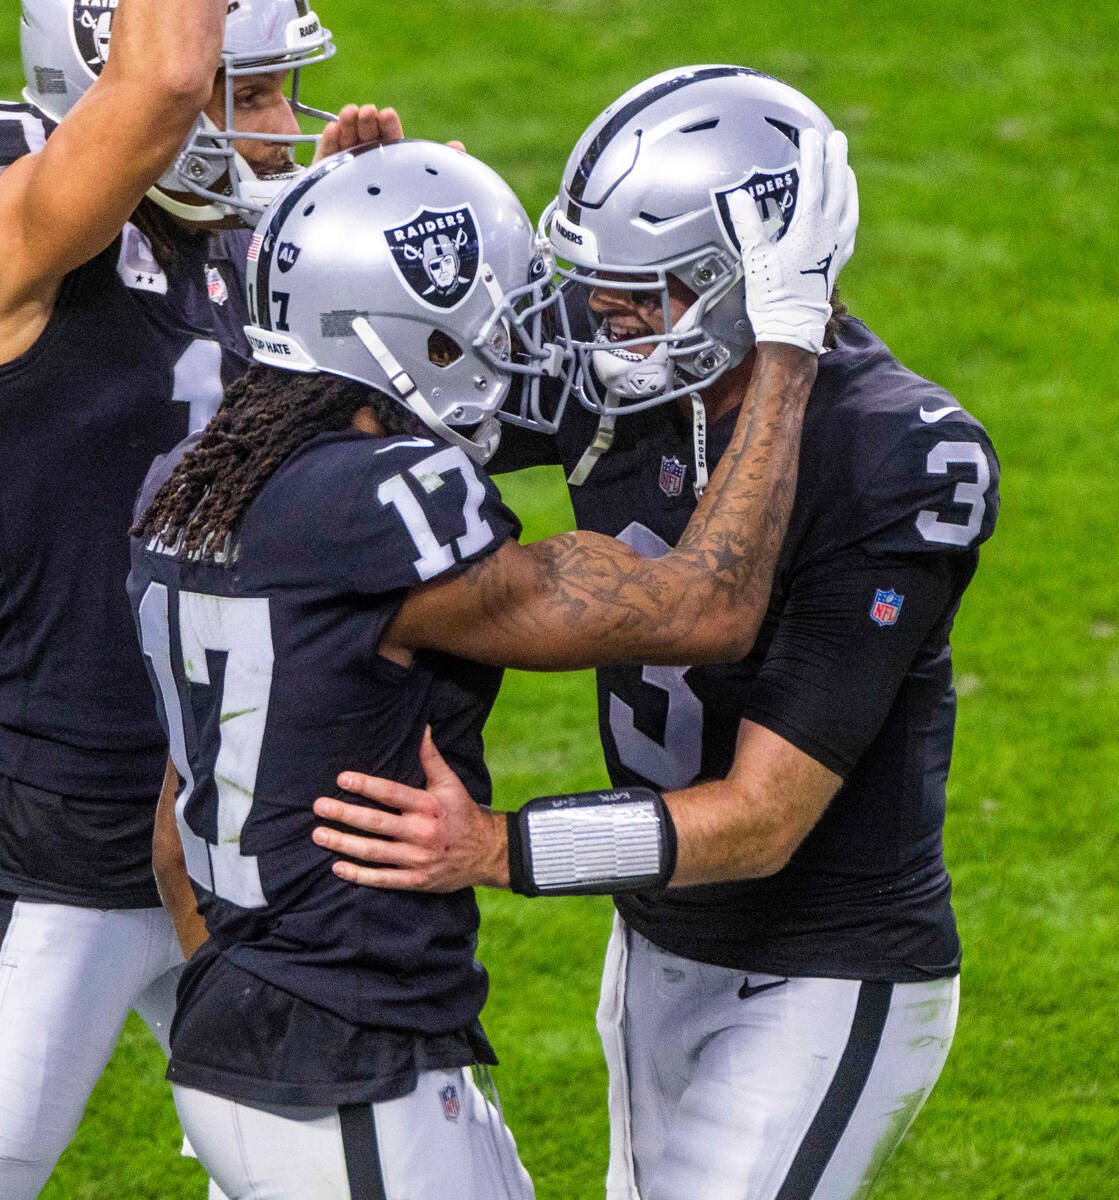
[387,341,814,669]
[0,0,226,358]
[386,129,857,670]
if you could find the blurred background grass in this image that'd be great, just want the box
[2,1,1116,1195]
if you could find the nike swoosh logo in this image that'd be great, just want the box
[919,405,961,423]
[738,976,789,1000]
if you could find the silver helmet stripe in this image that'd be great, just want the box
[565,65,760,222]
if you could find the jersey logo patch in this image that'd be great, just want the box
[714,162,800,248]
[870,588,904,627]
[205,265,229,306]
[73,1,118,76]
[117,224,168,295]
[439,1083,461,1121]
[385,205,480,310]
[658,455,686,498]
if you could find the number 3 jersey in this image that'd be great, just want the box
[127,430,520,1105]
[0,103,253,908]
[494,315,1000,981]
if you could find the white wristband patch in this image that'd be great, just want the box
[526,799,663,888]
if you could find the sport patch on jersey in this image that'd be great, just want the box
[658,455,686,497]
[384,205,480,310]
[205,265,229,306]
[73,1,118,75]
[870,587,904,627]
[439,1083,461,1121]
[116,223,168,295]
[714,162,800,248]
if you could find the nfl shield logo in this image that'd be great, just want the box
[439,1084,461,1121]
[870,588,904,627]
[385,205,481,310]
[658,456,686,498]
[205,265,228,306]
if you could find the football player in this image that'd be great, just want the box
[126,129,854,1198]
[311,67,1000,1200]
[0,1,386,1194]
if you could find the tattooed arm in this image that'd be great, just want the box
[384,341,814,670]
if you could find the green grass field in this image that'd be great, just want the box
[3,2,1118,1196]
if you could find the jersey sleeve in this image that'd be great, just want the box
[743,549,966,777]
[346,439,522,594]
[851,419,1000,558]
[0,103,53,173]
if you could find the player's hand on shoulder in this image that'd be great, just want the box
[727,127,859,355]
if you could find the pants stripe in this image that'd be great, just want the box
[774,980,895,1200]
[0,891,14,948]
[338,1102,387,1200]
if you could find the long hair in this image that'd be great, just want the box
[133,364,419,558]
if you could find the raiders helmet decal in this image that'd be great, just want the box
[384,205,481,311]
[72,0,117,75]
[714,163,800,249]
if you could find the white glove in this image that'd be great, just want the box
[727,127,859,355]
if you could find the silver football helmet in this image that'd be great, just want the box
[542,65,835,415]
[243,140,574,462]
[20,0,336,227]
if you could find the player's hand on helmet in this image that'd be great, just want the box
[316,106,466,162]
[727,127,858,355]
[315,104,405,160]
[311,727,509,891]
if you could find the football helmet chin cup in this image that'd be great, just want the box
[242,140,574,463]
[19,0,336,230]
[544,64,835,419]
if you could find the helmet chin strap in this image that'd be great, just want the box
[690,392,709,499]
[351,317,500,464]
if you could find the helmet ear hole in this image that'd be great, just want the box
[428,330,463,368]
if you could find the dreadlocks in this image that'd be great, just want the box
[133,364,420,558]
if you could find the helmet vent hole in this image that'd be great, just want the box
[425,167,438,176]
[428,330,462,368]
[680,118,719,133]
[367,186,381,196]
[764,116,801,146]
[303,203,316,216]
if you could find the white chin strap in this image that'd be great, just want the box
[690,393,709,499]
[351,318,500,464]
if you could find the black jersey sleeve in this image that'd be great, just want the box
[0,103,53,170]
[851,419,1000,558]
[743,548,967,777]
[345,438,522,594]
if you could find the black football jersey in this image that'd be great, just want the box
[0,104,254,907]
[496,316,1000,981]
[127,430,520,1104]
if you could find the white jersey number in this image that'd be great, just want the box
[378,446,495,581]
[607,523,704,790]
[138,583,273,909]
[172,337,225,432]
[915,440,990,548]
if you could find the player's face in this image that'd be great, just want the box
[587,274,694,358]
[203,70,301,179]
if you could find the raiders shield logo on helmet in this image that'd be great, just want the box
[73,0,118,74]
[384,205,481,311]
[714,163,800,248]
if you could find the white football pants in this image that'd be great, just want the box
[173,1066,536,1200]
[599,917,959,1200]
[0,895,228,1200]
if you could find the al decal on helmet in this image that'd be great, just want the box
[384,206,481,311]
[72,0,117,74]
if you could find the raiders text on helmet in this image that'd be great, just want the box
[20,0,336,227]
[244,140,573,462]
[541,64,835,415]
